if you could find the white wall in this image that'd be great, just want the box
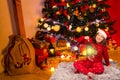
[21,0,44,38]
[0,0,13,73]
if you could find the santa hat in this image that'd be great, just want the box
[97,29,110,39]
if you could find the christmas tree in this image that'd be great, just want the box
[37,0,116,47]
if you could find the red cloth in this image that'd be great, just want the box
[74,60,104,74]
[77,36,110,66]
[74,36,110,74]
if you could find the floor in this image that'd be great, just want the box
[39,47,120,80]
[0,47,120,80]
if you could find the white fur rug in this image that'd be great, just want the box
[49,62,120,80]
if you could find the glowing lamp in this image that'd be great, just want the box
[86,43,96,56]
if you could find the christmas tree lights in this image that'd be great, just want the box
[36,0,116,54]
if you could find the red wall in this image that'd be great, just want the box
[107,0,120,46]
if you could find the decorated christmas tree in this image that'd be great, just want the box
[37,0,116,51]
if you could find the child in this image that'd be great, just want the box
[73,29,110,79]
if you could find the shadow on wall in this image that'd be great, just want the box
[7,0,19,35]
[1,35,15,72]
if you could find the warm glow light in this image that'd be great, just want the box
[86,45,96,56]
[82,50,87,56]
[67,3,70,7]
[40,18,44,22]
[47,27,51,31]
[61,55,65,59]
[92,4,96,8]
[50,67,55,72]
[53,25,60,31]
[43,23,49,28]
[76,27,82,32]
[109,59,113,61]
[69,25,72,30]
[50,49,54,54]
[66,55,71,60]
[52,5,57,8]
[74,46,78,51]
[66,42,71,47]
[85,27,89,31]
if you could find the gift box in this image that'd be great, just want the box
[35,47,48,66]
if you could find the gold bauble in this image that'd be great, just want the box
[92,4,96,8]
[53,25,60,32]
[85,27,89,31]
[76,27,82,32]
[43,23,49,28]
[47,27,51,31]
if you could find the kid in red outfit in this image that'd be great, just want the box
[73,29,110,79]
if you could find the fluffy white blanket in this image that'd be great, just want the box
[49,62,120,80]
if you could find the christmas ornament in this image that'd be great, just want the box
[76,27,82,32]
[52,25,60,31]
[85,27,89,31]
[43,23,49,28]
[92,4,96,8]
[47,27,51,31]
[74,46,78,51]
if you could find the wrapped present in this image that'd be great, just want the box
[35,46,48,66]
[57,38,67,47]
